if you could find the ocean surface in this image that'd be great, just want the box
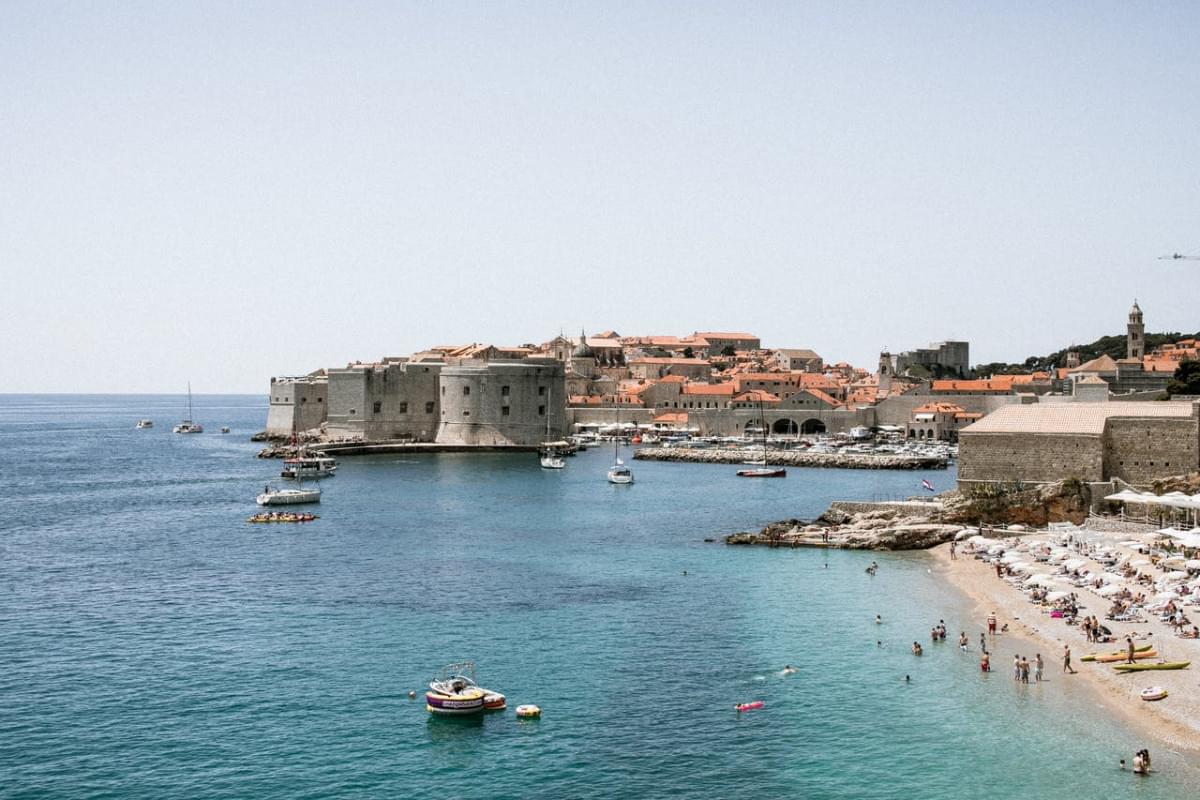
[0,394,1194,799]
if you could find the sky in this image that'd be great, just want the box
[2,1,1199,393]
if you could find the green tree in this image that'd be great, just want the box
[1167,360,1200,396]
[721,344,736,357]
[682,346,695,359]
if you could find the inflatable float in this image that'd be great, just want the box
[735,701,765,712]
[1140,686,1168,701]
[515,704,541,718]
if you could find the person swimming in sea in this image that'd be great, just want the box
[912,642,923,656]
[781,665,797,675]
[875,614,882,624]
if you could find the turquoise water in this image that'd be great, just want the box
[0,395,1193,798]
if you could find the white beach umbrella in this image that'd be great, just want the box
[1130,558,1152,567]
[1008,524,1026,532]
[1063,558,1087,571]
[1095,584,1124,596]
[1008,562,1032,574]
[1046,590,1072,601]
[1161,571,1189,584]
[1025,574,1057,587]
[955,529,974,541]
[987,545,1006,556]
[1154,591,1180,601]
[1185,559,1200,570]
[969,535,989,545]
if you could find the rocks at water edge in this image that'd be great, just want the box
[633,447,946,470]
[725,508,962,550]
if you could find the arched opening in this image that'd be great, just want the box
[800,418,826,435]
[772,418,798,435]
[908,429,917,438]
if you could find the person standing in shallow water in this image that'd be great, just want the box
[1034,653,1043,682]
[1063,645,1076,674]
[987,611,997,635]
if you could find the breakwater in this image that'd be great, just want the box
[258,440,540,458]
[633,446,947,470]
[725,502,960,550]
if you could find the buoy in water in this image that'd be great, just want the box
[408,691,416,699]
[515,704,541,718]
[735,701,764,712]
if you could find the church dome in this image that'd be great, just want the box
[572,331,595,358]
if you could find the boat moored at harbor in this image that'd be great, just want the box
[173,383,203,433]
[281,455,338,480]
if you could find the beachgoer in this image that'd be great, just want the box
[905,675,911,682]
[877,640,882,647]
[979,632,986,652]
[959,632,968,651]
[950,541,957,560]
[980,652,990,672]
[1133,752,1145,775]
[1119,759,1125,771]
[987,612,997,635]
[876,614,882,624]
[912,642,923,656]
[1013,655,1021,681]
[1063,645,1076,674]
[1034,654,1043,682]
[1126,636,1136,664]
[1020,656,1029,684]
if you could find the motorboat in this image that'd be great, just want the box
[540,450,566,469]
[425,662,487,715]
[135,419,154,429]
[281,455,338,480]
[256,483,321,506]
[173,382,203,433]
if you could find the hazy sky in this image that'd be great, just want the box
[3,2,1198,392]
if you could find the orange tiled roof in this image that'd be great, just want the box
[803,389,843,407]
[681,383,737,396]
[732,389,781,403]
[914,402,966,414]
[931,379,1014,393]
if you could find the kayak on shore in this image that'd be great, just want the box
[1081,644,1153,662]
[1112,661,1190,672]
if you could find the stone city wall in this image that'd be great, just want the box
[957,432,1105,485]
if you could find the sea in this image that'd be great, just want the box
[1,394,1194,799]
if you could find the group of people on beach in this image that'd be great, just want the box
[1010,653,1043,683]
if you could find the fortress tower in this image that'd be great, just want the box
[1127,300,1145,360]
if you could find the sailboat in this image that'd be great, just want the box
[737,396,786,478]
[172,382,204,434]
[539,385,566,469]
[607,423,634,484]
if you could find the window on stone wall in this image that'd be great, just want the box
[502,406,510,416]
[539,386,546,396]
[426,401,435,413]
[317,397,322,403]
[373,401,382,414]
[463,386,470,396]
[441,386,445,396]
[301,397,307,403]
[399,402,408,413]
[463,410,470,417]
[538,405,546,415]
[501,386,510,396]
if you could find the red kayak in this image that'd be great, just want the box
[736,468,787,478]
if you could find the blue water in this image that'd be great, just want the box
[0,395,1193,798]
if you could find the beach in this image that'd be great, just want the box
[932,542,1200,756]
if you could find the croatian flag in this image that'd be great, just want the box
[921,479,935,492]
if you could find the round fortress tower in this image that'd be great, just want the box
[435,361,567,447]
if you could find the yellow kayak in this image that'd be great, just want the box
[1092,649,1158,664]
[1081,643,1152,662]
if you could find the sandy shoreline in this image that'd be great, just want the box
[930,543,1200,756]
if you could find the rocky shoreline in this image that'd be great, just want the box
[633,446,947,470]
[725,507,965,550]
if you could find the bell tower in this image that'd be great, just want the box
[878,350,893,396]
[1127,300,1144,360]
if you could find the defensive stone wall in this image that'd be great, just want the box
[266,378,328,437]
[957,432,1105,484]
[1104,416,1199,485]
[436,360,566,446]
[875,394,1020,427]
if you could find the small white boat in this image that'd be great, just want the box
[256,483,321,506]
[281,456,338,479]
[135,419,154,429]
[540,452,566,469]
[220,426,230,434]
[607,460,634,485]
[173,382,203,433]
[538,386,566,469]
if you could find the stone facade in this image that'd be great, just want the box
[325,361,444,441]
[958,401,1200,488]
[435,360,566,446]
[265,376,328,436]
